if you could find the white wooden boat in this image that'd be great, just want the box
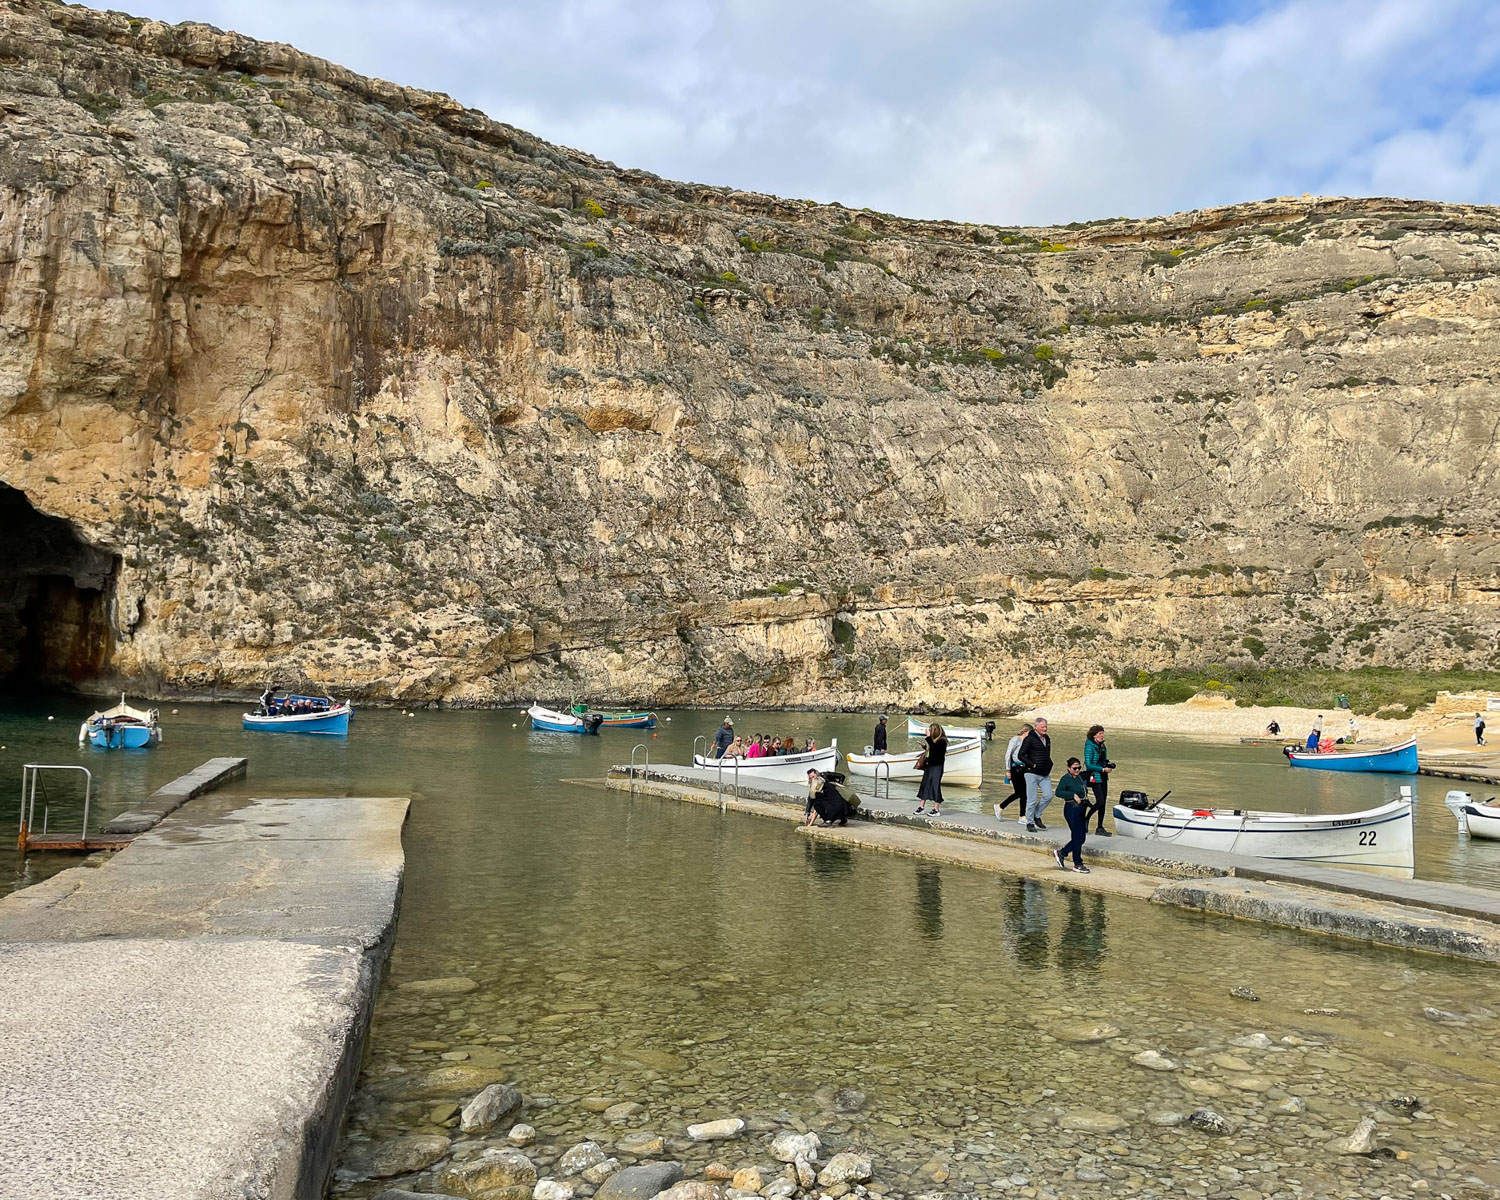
[1445,790,1500,840]
[693,741,838,781]
[528,703,603,734]
[1112,786,1414,868]
[846,738,984,787]
[78,694,161,748]
[906,716,990,740]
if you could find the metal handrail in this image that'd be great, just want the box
[628,743,649,797]
[873,758,891,802]
[715,755,740,813]
[692,735,707,762]
[18,764,93,851]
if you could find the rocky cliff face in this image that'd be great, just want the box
[1,0,1498,708]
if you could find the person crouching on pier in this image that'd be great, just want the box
[805,769,858,826]
[1053,757,1092,874]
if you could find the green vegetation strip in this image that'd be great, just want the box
[1116,667,1500,716]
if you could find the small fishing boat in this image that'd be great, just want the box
[1112,787,1414,868]
[78,694,161,749]
[242,692,352,735]
[529,703,604,734]
[1444,791,1500,840]
[846,738,984,787]
[571,702,656,729]
[1285,736,1418,774]
[692,741,839,781]
[906,716,993,741]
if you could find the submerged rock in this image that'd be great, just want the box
[1229,987,1260,1002]
[615,1132,665,1156]
[535,1181,577,1200]
[559,1142,609,1176]
[817,1151,874,1186]
[594,1163,684,1200]
[654,1183,725,1200]
[770,1131,820,1163]
[1385,1095,1422,1116]
[730,1168,763,1191]
[1273,1096,1307,1115]
[1229,1032,1274,1049]
[401,976,480,996]
[509,1124,538,1147]
[1057,1110,1127,1134]
[1330,1116,1380,1154]
[687,1118,745,1141]
[1131,1050,1178,1072]
[1187,1108,1237,1135]
[353,1134,452,1179]
[461,1083,524,1132]
[583,1158,621,1185]
[440,1148,538,1200]
[1050,1022,1121,1044]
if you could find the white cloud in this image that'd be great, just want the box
[130,0,1500,222]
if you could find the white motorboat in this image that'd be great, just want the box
[693,741,839,781]
[906,716,991,740]
[528,703,604,734]
[1111,786,1414,868]
[1444,790,1500,840]
[846,738,984,787]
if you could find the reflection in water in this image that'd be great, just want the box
[1009,877,1051,970]
[913,865,942,939]
[806,840,855,876]
[1055,890,1108,974]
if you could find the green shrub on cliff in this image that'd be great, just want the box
[1131,666,1500,715]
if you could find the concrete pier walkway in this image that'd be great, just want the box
[605,763,1500,963]
[0,792,409,1200]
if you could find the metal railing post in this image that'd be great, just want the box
[18,764,94,853]
[693,735,707,762]
[874,759,891,802]
[628,743,649,798]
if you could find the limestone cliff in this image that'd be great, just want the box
[1,0,1498,708]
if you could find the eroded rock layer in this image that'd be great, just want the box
[1,0,1498,706]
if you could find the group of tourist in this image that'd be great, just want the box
[989,718,1113,873]
[710,718,816,759]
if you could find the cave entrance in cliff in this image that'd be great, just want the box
[0,484,119,691]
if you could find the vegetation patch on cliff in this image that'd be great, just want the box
[1124,667,1500,716]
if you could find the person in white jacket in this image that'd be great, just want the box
[994,723,1032,817]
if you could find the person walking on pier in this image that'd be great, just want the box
[1083,724,1113,836]
[1019,718,1054,832]
[914,723,947,816]
[713,718,735,758]
[873,715,888,754]
[996,723,1032,816]
[1478,712,1488,746]
[1053,757,1092,873]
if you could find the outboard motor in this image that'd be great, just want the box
[983,721,996,740]
[1119,789,1155,811]
[1445,790,1472,833]
[583,713,605,735]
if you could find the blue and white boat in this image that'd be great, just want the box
[78,694,161,749]
[528,703,604,734]
[1286,735,1418,774]
[243,691,351,735]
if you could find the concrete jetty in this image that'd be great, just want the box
[605,763,1500,964]
[0,791,409,1200]
[102,755,248,835]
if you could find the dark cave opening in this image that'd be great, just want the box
[0,483,119,690]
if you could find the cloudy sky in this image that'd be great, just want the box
[132,0,1500,224]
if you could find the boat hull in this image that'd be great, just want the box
[846,739,983,786]
[1112,794,1414,867]
[1461,804,1500,840]
[906,717,987,740]
[1286,737,1418,774]
[242,705,351,735]
[84,723,158,749]
[592,712,657,728]
[529,704,599,733]
[692,745,838,781]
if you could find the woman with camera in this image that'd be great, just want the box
[1083,724,1114,836]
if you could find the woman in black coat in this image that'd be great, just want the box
[914,723,947,816]
[805,770,858,825]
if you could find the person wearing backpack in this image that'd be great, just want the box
[805,769,859,826]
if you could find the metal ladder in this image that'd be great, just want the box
[16,764,127,853]
[628,743,650,797]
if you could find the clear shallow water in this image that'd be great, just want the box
[3,698,1500,1196]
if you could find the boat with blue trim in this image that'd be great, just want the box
[1112,786,1413,868]
[78,694,161,749]
[571,702,656,729]
[529,703,604,733]
[242,690,352,735]
[1285,736,1418,774]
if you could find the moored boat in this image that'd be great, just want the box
[906,716,992,740]
[1112,787,1414,868]
[1444,790,1500,840]
[242,692,352,735]
[1285,736,1418,774]
[572,702,656,729]
[529,703,604,734]
[846,738,984,787]
[692,741,839,781]
[78,694,161,749]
